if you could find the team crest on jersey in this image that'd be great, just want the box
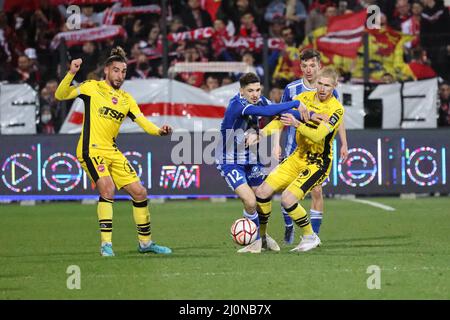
[329,113,340,126]
[248,166,262,179]
[112,97,118,105]
[299,167,311,179]
[123,160,135,174]
[97,164,105,172]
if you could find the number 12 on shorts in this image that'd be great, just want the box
[227,169,243,184]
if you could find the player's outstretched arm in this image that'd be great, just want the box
[283,108,313,121]
[242,100,299,117]
[128,95,172,136]
[55,58,83,101]
[260,108,312,137]
[134,116,170,136]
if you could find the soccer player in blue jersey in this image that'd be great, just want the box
[215,72,301,253]
[267,49,349,244]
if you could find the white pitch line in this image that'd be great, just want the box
[347,198,396,211]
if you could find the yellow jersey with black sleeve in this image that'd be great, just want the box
[293,91,344,167]
[263,91,344,200]
[54,72,161,187]
[55,72,161,155]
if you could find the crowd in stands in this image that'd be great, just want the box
[0,0,449,133]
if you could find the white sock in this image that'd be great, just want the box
[310,209,323,220]
[139,240,153,248]
[243,209,258,220]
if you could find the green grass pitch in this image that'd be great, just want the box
[1,197,449,300]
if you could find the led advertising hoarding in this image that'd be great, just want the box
[0,130,448,200]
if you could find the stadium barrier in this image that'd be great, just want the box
[57,77,439,133]
[0,78,438,135]
[0,83,39,135]
[0,128,448,201]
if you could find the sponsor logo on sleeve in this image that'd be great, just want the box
[329,113,340,126]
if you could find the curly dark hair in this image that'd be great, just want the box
[105,46,127,66]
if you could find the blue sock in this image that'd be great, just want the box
[243,210,260,240]
[310,209,323,234]
[282,206,295,244]
[281,206,293,228]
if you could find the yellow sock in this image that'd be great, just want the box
[132,199,151,243]
[284,203,313,236]
[98,197,113,244]
[256,197,272,237]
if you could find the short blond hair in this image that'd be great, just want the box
[318,66,339,85]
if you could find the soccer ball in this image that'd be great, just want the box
[230,218,258,246]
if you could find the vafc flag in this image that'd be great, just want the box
[316,10,367,58]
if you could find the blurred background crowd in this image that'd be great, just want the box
[0,0,449,133]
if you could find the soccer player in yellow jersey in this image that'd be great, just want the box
[254,66,344,252]
[275,49,348,244]
[55,47,173,256]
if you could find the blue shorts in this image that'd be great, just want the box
[216,163,265,191]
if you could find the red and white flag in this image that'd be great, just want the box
[103,4,161,25]
[167,27,215,42]
[317,10,367,58]
[49,0,131,5]
[50,25,127,50]
[59,79,239,133]
[167,27,285,51]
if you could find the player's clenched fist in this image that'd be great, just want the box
[159,125,173,136]
[69,58,82,75]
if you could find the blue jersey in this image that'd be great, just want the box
[215,93,272,165]
[281,79,339,157]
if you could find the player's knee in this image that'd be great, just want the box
[255,184,272,200]
[280,191,297,209]
[100,188,115,200]
[133,186,147,201]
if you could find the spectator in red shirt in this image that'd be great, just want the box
[211,18,230,59]
[402,1,423,49]
[176,42,207,87]
[307,0,335,13]
[391,0,411,30]
[201,0,222,21]
[239,11,261,38]
[402,47,437,80]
